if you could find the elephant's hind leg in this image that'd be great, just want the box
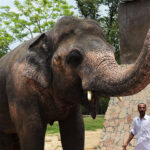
[11,134,20,150]
[0,132,20,150]
[0,131,9,150]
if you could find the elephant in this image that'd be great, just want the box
[0,16,150,150]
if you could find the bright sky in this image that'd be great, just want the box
[0,0,107,16]
[0,0,78,13]
[0,0,76,5]
[1,0,13,6]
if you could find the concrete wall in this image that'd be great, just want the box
[119,0,150,64]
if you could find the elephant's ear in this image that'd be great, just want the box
[23,33,52,88]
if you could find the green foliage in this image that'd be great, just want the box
[75,0,102,20]
[81,97,110,115]
[75,0,121,64]
[0,18,13,57]
[98,97,110,114]
[0,0,74,55]
[46,116,104,134]
[0,29,13,53]
[81,105,89,115]
[83,115,104,130]
[101,0,120,64]
[0,51,6,58]
[46,122,59,134]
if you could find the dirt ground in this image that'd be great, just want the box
[44,129,102,150]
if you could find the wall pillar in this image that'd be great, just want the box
[119,0,150,64]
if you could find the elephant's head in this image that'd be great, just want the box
[23,16,150,118]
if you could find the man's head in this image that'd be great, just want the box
[138,103,146,117]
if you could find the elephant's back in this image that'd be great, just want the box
[0,41,30,69]
[0,40,31,99]
[0,41,29,91]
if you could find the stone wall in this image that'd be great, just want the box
[98,81,150,150]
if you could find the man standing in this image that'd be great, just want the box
[123,103,150,150]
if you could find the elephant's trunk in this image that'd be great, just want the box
[81,29,150,97]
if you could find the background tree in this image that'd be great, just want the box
[0,28,13,57]
[101,0,120,63]
[75,0,102,20]
[0,17,13,57]
[75,0,120,63]
[0,0,74,57]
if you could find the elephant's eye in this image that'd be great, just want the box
[66,50,83,67]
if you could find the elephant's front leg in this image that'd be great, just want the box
[59,105,84,150]
[18,123,46,150]
[10,103,46,150]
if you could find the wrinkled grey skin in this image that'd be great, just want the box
[0,16,150,150]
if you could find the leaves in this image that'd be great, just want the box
[0,0,75,57]
[0,28,13,53]
[75,0,120,63]
[75,0,102,20]
[101,0,120,63]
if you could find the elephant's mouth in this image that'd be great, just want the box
[81,90,98,119]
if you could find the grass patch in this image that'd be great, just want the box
[84,115,104,131]
[46,122,59,134]
[46,115,104,134]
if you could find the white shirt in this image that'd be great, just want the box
[131,115,150,150]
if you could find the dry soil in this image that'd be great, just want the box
[44,129,102,150]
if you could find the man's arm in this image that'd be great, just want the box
[123,132,134,150]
